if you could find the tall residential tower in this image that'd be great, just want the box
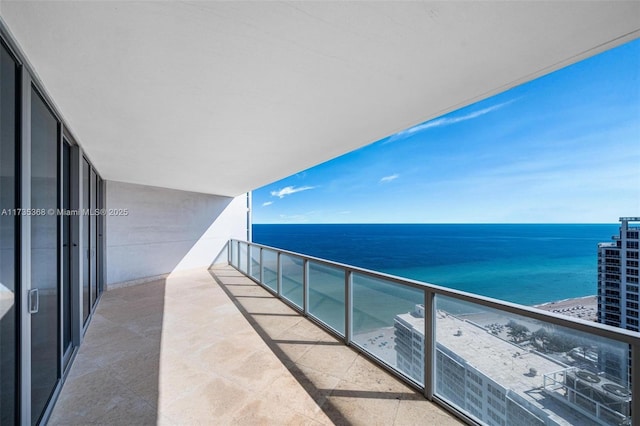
[597,217,640,331]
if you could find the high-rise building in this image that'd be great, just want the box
[393,305,630,425]
[597,217,640,331]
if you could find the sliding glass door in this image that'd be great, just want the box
[82,159,89,323]
[82,158,102,323]
[0,30,103,425]
[89,169,97,308]
[0,41,19,426]
[61,140,73,367]
[30,90,60,425]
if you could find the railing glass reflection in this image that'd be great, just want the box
[229,240,638,426]
[230,240,238,268]
[434,296,631,426]
[250,245,260,281]
[238,242,248,274]
[261,249,278,292]
[308,262,345,335]
[280,253,304,309]
[351,273,424,385]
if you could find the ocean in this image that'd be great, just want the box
[252,223,619,306]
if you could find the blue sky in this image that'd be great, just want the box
[253,39,640,224]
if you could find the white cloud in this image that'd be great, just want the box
[270,185,315,198]
[262,201,273,207]
[386,99,517,143]
[380,174,399,183]
[278,211,319,223]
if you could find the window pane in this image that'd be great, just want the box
[308,262,344,334]
[435,295,631,426]
[352,273,424,384]
[82,159,89,323]
[90,168,97,307]
[0,43,18,426]
[62,142,72,356]
[230,241,238,268]
[280,254,303,308]
[249,245,260,281]
[30,90,60,425]
[261,249,277,291]
[97,177,103,294]
[238,242,248,274]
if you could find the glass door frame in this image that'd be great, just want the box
[2,18,102,425]
[17,64,87,426]
[81,156,104,332]
[0,36,22,426]
[19,53,33,426]
[60,136,80,371]
[25,81,62,426]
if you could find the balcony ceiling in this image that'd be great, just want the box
[1,1,638,196]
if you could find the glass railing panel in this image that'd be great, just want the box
[261,249,278,291]
[308,262,345,335]
[249,245,261,281]
[230,240,238,268]
[238,242,248,274]
[434,295,631,426]
[280,253,304,308]
[352,273,424,385]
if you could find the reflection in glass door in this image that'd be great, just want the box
[97,177,103,294]
[61,141,72,366]
[82,159,89,324]
[0,41,19,426]
[90,169,97,308]
[30,90,60,425]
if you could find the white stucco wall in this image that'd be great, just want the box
[105,180,247,287]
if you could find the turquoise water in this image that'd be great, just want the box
[252,223,618,306]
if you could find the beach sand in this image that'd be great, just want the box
[452,295,598,342]
[533,295,597,322]
[349,296,598,368]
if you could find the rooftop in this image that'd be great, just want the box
[396,309,601,426]
[50,265,461,425]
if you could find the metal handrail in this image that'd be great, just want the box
[229,238,640,426]
[231,239,640,345]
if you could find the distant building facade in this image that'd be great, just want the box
[597,217,640,331]
[394,305,630,426]
[394,304,425,381]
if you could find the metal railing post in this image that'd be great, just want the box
[345,270,352,345]
[259,247,263,283]
[424,289,435,400]
[303,259,309,315]
[246,242,250,275]
[277,252,282,296]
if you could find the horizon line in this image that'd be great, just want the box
[252,222,622,225]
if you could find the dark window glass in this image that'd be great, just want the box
[62,142,72,359]
[82,159,89,322]
[89,168,96,307]
[0,42,18,426]
[30,90,60,425]
[96,177,103,294]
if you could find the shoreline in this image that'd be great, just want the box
[348,295,600,372]
[533,295,597,321]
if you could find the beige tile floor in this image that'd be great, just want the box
[49,265,462,425]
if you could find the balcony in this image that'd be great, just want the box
[49,266,459,424]
[230,240,640,426]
